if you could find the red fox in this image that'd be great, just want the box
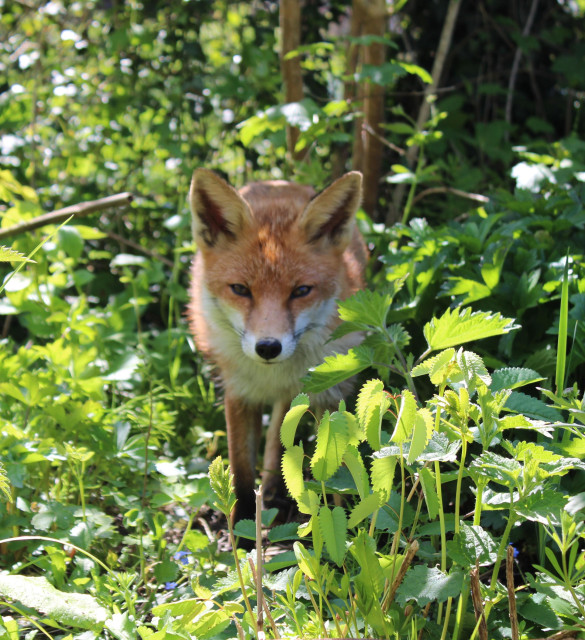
[188,169,367,527]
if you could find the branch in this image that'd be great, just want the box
[0,192,134,240]
[411,186,490,206]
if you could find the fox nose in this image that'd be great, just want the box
[255,338,282,360]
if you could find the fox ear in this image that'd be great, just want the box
[189,169,253,247]
[300,171,362,248]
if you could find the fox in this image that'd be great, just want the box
[187,168,367,528]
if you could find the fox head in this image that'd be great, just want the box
[189,169,363,365]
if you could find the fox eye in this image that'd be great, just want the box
[230,284,251,297]
[291,285,312,299]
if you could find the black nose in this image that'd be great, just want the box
[255,338,282,360]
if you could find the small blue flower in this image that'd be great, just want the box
[165,581,177,590]
[173,550,192,565]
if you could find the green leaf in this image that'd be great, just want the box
[418,466,438,519]
[351,530,384,598]
[319,505,348,566]
[0,575,108,630]
[515,489,567,525]
[281,394,310,449]
[504,391,563,422]
[411,348,456,380]
[348,491,384,528]
[407,408,434,464]
[556,255,570,394]
[0,246,32,263]
[282,445,305,501]
[371,455,397,501]
[302,345,374,393]
[446,523,499,568]
[391,389,417,444]
[490,367,544,391]
[337,289,392,327]
[423,307,519,352]
[356,378,389,449]
[469,452,521,487]
[343,445,370,499]
[311,411,349,482]
[396,566,465,606]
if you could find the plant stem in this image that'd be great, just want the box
[490,499,517,591]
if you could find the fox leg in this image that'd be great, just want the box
[224,393,263,524]
[261,399,289,507]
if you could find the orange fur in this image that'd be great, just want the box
[187,170,366,528]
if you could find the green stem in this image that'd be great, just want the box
[490,499,516,591]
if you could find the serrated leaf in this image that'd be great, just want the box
[294,541,320,580]
[337,289,392,327]
[343,445,370,499]
[371,455,397,501]
[297,488,320,516]
[302,346,374,393]
[407,408,434,464]
[395,566,465,606]
[0,246,32,263]
[356,378,389,449]
[391,389,417,444]
[311,411,349,482]
[423,307,519,352]
[351,530,384,598]
[411,348,456,379]
[418,467,438,519]
[281,394,310,449]
[469,452,521,487]
[319,505,348,566]
[456,349,491,388]
[267,522,300,543]
[0,575,109,629]
[348,491,384,528]
[490,367,544,391]
[446,524,499,568]
[516,489,567,525]
[504,391,563,422]
[282,445,305,501]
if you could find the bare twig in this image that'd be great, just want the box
[388,0,462,224]
[505,0,540,137]
[411,186,490,206]
[255,487,264,638]
[106,230,174,269]
[506,545,519,640]
[383,538,419,609]
[0,192,134,240]
[470,564,488,640]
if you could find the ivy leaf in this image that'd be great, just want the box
[302,346,374,393]
[423,307,519,352]
[280,394,310,449]
[319,505,347,567]
[311,411,349,482]
[490,367,544,391]
[396,566,465,606]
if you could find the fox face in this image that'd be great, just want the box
[188,170,365,404]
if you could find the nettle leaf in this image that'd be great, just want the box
[311,411,349,482]
[391,389,417,444]
[282,445,305,501]
[418,467,439,519]
[337,289,392,328]
[281,394,310,449]
[516,488,567,525]
[423,307,519,352]
[371,455,397,501]
[302,345,374,393]
[343,445,370,499]
[469,452,522,487]
[456,349,491,388]
[411,348,456,381]
[356,378,389,449]
[319,505,348,566]
[504,391,563,422]
[446,523,499,568]
[407,408,434,464]
[490,367,544,391]
[396,566,465,606]
[0,575,108,630]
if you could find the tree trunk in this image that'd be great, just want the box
[280,0,305,162]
